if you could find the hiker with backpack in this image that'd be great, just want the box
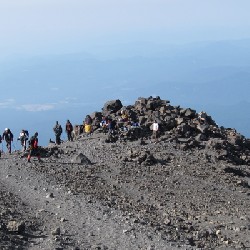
[2,128,14,153]
[0,134,2,158]
[18,129,29,151]
[27,132,41,163]
[53,121,63,145]
[65,119,73,141]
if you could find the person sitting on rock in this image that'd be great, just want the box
[120,110,129,122]
[107,119,117,134]
[100,116,108,134]
[84,115,93,136]
[198,111,207,124]
[27,132,41,163]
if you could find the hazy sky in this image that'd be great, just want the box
[0,0,250,147]
[0,0,250,59]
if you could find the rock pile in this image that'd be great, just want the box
[86,96,250,165]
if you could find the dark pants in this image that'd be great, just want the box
[55,134,61,145]
[28,148,41,161]
[6,141,11,153]
[67,131,73,141]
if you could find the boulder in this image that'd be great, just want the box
[102,100,123,114]
[7,220,25,233]
[72,153,91,164]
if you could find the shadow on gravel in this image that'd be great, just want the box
[157,159,170,165]
[41,160,94,166]
[224,166,250,178]
[22,233,47,240]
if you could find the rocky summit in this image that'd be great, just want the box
[0,96,249,250]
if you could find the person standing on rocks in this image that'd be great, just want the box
[151,120,159,143]
[2,128,14,153]
[65,119,73,141]
[27,132,41,163]
[53,121,63,145]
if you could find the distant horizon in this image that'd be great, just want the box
[1,0,250,60]
[1,1,250,149]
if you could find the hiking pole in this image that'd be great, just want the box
[12,141,16,151]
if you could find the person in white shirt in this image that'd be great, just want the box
[151,120,159,143]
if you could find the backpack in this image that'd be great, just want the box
[24,130,29,138]
[4,131,13,141]
[54,125,62,135]
[29,136,38,149]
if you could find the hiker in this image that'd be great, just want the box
[120,110,129,122]
[53,121,62,145]
[0,134,2,157]
[27,132,41,163]
[107,119,116,134]
[65,119,73,141]
[18,129,29,151]
[100,116,108,133]
[84,115,92,136]
[151,120,159,143]
[2,128,14,153]
[198,111,207,124]
[85,115,92,125]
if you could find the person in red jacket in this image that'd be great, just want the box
[27,132,41,163]
[65,119,73,141]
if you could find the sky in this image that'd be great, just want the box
[0,0,250,59]
[0,0,250,148]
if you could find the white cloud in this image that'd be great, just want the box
[18,104,55,112]
[0,98,15,108]
[0,96,80,112]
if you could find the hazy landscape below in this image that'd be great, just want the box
[0,39,249,148]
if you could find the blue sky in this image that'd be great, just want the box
[1,0,250,59]
[0,0,250,147]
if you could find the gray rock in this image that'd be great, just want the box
[71,153,91,164]
[7,220,25,233]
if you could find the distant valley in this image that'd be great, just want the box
[0,39,249,147]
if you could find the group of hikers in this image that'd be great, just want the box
[0,111,161,162]
[0,128,40,162]
[0,119,74,162]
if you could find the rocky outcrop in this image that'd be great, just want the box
[85,96,250,165]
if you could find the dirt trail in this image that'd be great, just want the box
[0,151,180,250]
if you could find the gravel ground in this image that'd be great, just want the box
[0,132,249,249]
